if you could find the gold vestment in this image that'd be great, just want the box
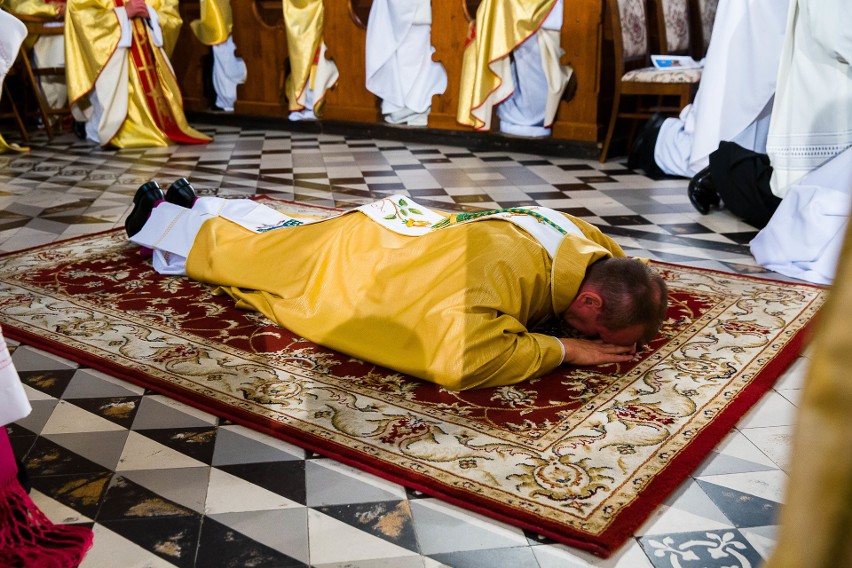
[282,0,336,114]
[65,0,211,147]
[186,211,624,390]
[190,0,231,46]
[764,207,852,567]
[5,0,61,18]
[0,135,29,153]
[457,0,558,130]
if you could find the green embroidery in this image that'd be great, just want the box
[377,197,433,228]
[369,197,570,236]
[431,208,569,235]
[257,218,304,232]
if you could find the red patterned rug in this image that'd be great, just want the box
[0,200,824,557]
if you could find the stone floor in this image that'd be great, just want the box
[0,123,804,567]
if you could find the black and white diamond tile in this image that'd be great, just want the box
[639,530,764,568]
[0,123,803,566]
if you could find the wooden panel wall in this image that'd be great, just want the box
[173,0,607,143]
[321,1,378,122]
[554,0,604,141]
[170,1,207,112]
[426,0,475,130]
[174,0,289,117]
[230,1,289,116]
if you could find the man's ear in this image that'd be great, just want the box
[578,290,603,311]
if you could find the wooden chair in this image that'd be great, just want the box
[599,0,701,163]
[689,0,719,59]
[10,13,70,140]
[653,0,694,56]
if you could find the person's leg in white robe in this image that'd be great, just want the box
[496,33,553,137]
[750,146,852,284]
[653,0,790,178]
[211,36,247,112]
[130,197,294,275]
[365,0,446,127]
[496,0,570,138]
[288,42,339,121]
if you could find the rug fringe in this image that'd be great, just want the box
[0,476,94,568]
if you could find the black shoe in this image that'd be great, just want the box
[165,178,197,208]
[687,166,720,215]
[628,112,666,177]
[125,181,165,237]
[71,119,87,140]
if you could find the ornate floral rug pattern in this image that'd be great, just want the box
[0,202,824,557]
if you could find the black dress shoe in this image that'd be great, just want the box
[125,181,165,237]
[687,165,720,215]
[71,119,87,140]
[165,178,197,208]
[628,112,666,177]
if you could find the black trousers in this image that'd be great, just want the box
[709,141,782,229]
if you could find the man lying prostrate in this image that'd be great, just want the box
[125,181,668,391]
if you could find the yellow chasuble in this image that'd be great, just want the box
[190,0,231,46]
[764,203,852,568]
[282,0,326,112]
[65,0,211,147]
[0,134,29,154]
[186,209,624,391]
[5,0,62,18]
[457,0,558,130]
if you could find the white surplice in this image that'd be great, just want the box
[751,146,852,284]
[766,0,852,197]
[0,328,31,427]
[0,11,27,89]
[654,0,790,178]
[364,0,447,126]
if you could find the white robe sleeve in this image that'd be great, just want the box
[0,330,31,427]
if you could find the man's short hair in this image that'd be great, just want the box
[584,257,668,344]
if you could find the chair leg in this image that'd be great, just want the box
[627,116,642,152]
[18,55,54,141]
[599,93,622,163]
[5,93,29,144]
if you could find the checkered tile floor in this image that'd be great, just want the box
[0,124,801,567]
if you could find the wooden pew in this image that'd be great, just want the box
[172,0,607,144]
[430,0,604,142]
[171,0,208,112]
[321,0,380,123]
[231,1,289,116]
[174,0,288,117]
[553,0,604,142]
[423,0,473,131]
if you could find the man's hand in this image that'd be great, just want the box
[559,338,637,366]
[125,0,150,19]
